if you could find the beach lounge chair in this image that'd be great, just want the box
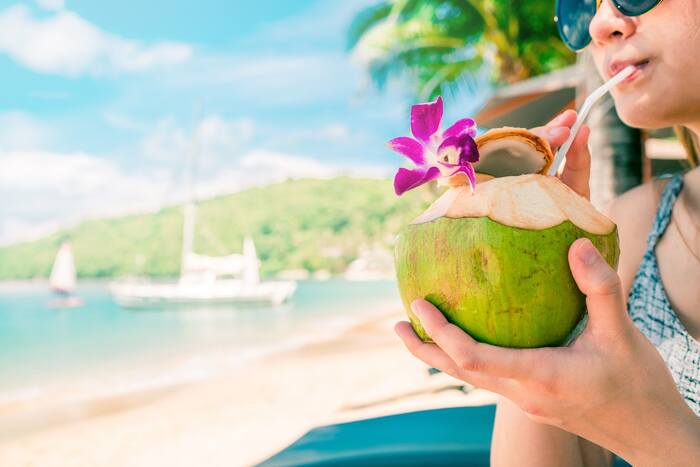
[259,404,632,466]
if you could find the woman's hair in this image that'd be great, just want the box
[675,126,699,168]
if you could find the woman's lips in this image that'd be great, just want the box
[609,60,651,84]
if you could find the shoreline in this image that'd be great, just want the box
[0,307,400,436]
[0,279,400,411]
[0,307,497,466]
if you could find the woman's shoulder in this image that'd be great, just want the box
[605,177,671,226]
[605,178,672,295]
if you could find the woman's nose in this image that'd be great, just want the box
[589,0,637,47]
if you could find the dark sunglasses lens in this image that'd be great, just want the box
[556,0,597,51]
[613,0,661,16]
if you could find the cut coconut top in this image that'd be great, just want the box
[412,174,615,235]
[473,127,553,178]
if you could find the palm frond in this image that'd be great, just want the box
[348,0,574,100]
[418,55,484,100]
[346,2,393,51]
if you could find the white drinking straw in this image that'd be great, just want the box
[547,65,637,176]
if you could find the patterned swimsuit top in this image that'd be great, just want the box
[627,174,700,416]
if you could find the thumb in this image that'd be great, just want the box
[568,238,627,329]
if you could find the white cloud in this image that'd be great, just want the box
[0,218,60,246]
[0,5,192,76]
[189,149,346,200]
[140,115,256,164]
[196,116,255,161]
[102,112,147,132]
[165,52,357,106]
[0,111,54,151]
[0,151,165,198]
[243,0,377,47]
[0,146,391,244]
[317,123,350,141]
[240,149,335,179]
[140,118,189,162]
[35,0,64,11]
[192,148,392,200]
[0,150,170,244]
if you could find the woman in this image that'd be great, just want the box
[394,1,700,465]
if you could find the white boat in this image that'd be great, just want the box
[110,136,296,309]
[48,241,84,308]
[111,277,297,308]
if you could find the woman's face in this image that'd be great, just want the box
[589,0,700,129]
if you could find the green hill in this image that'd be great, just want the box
[0,177,436,279]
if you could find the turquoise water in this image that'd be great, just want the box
[0,280,401,398]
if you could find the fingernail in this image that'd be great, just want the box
[411,300,424,320]
[578,239,600,266]
[551,111,572,125]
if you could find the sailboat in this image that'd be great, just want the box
[109,207,297,308]
[110,111,296,309]
[48,241,84,309]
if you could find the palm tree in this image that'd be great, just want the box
[348,0,572,100]
[349,0,643,199]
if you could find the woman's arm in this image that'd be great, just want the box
[492,397,605,467]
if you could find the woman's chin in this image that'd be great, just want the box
[617,112,655,129]
[614,99,670,130]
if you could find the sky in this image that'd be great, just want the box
[0,0,486,245]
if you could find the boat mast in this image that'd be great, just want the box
[181,102,202,275]
[181,201,196,274]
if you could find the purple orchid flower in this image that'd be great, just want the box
[386,96,479,196]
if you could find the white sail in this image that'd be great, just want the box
[50,242,77,293]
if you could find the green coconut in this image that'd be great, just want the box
[395,173,620,348]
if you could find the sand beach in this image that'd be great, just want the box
[0,309,497,467]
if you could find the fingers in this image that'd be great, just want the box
[531,109,577,149]
[559,124,591,199]
[531,126,570,151]
[395,319,516,395]
[568,238,628,330]
[410,299,547,381]
[530,111,591,199]
[395,321,462,378]
[547,109,577,129]
[531,110,591,199]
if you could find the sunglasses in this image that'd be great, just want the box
[556,0,664,51]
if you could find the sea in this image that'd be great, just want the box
[0,279,401,408]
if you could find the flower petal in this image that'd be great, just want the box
[443,118,477,139]
[449,164,477,192]
[411,96,443,143]
[393,166,441,195]
[386,136,426,165]
[459,134,480,164]
[437,134,480,165]
[437,135,462,164]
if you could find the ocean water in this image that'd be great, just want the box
[0,279,401,403]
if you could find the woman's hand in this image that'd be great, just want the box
[395,238,700,466]
[531,110,592,199]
